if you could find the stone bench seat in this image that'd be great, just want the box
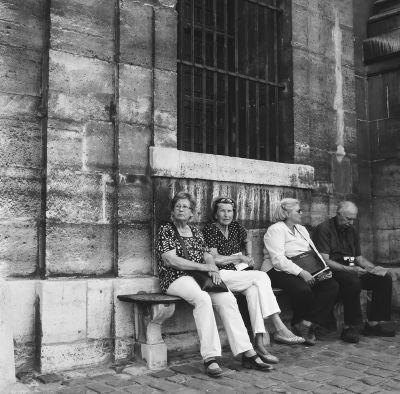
[117,288,283,369]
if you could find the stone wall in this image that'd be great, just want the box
[291,0,359,230]
[0,0,378,374]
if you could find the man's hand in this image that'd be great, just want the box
[353,266,367,276]
[298,270,315,286]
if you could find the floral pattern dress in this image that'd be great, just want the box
[156,222,210,292]
[202,221,247,271]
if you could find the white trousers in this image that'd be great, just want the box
[166,275,253,359]
[219,270,281,336]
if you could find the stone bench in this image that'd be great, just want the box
[118,288,283,370]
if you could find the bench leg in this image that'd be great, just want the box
[134,303,175,370]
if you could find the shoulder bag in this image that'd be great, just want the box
[170,222,228,292]
[290,227,332,282]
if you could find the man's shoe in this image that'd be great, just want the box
[341,327,359,343]
[362,323,396,337]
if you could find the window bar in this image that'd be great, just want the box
[201,0,207,152]
[223,0,229,156]
[177,60,284,87]
[273,0,279,161]
[213,0,218,154]
[255,4,260,159]
[244,1,250,158]
[234,0,239,157]
[190,0,195,152]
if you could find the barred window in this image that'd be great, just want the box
[177,0,292,162]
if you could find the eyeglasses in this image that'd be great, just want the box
[174,204,192,210]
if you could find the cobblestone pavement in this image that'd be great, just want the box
[9,321,400,394]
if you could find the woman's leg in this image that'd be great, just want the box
[267,269,313,325]
[166,276,221,360]
[209,290,254,357]
[220,270,280,336]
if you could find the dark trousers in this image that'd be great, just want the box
[332,271,392,325]
[268,269,339,326]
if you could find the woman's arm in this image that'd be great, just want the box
[161,249,218,272]
[208,247,245,266]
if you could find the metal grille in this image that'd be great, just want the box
[177,0,284,161]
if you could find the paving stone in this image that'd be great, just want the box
[347,382,382,394]
[57,387,89,394]
[330,367,364,379]
[104,378,135,388]
[311,386,347,394]
[166,375,190,384]
[270,372,300,383]
[85,382,116,393]
[346,356,377,367]
[150,369,176,378]
[381,380,400,391]
[365,367,395,378]
[123,385,162,394]
[289,380,322,391]
[134,376,188,392]
[169,364,203,375]
[327,376,354,389]
[360,376,385,386]
[37,373,64,384]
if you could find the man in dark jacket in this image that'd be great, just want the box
[312,201,395,343]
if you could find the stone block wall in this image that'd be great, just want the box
[4,0,393,374]
[292,0,359,230]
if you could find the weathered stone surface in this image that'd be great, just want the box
[0,45,42,96]
[154,69,177,131]
[120,1,152,67]
[119,123,151,173]
[40,340,112,373]
[155,6,177,71]
[119,64,152,125]
[48,50,113,122]
[372,197,400,230]
[0,119,42,169]
[0,279,16,388]
[84,121,114,170]
[150,147,315,188]
[47,120,83,171]
[0,0,44,50]
[8,280,37,341]
[51,0,114,61]
[0,220,38,277]
[47,170,113,223]
[118,180,152,223]
[87,279,113,339]
[39,280,87,344]
[373,228,400,264]
[0,93,40,120]
[46,222,113,276]
[372,160,400,196]
[0,176,41,219]
[118,225,152,277]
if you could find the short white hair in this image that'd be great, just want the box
[272,198,300,223]
[337,201,358,215]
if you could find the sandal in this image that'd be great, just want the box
[204,359,223,377]
[274,333,305,345]
[256,351,279,364]
[242,354,273,371]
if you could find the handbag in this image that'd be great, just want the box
[290,227,332,282]
[170,222,228,292]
